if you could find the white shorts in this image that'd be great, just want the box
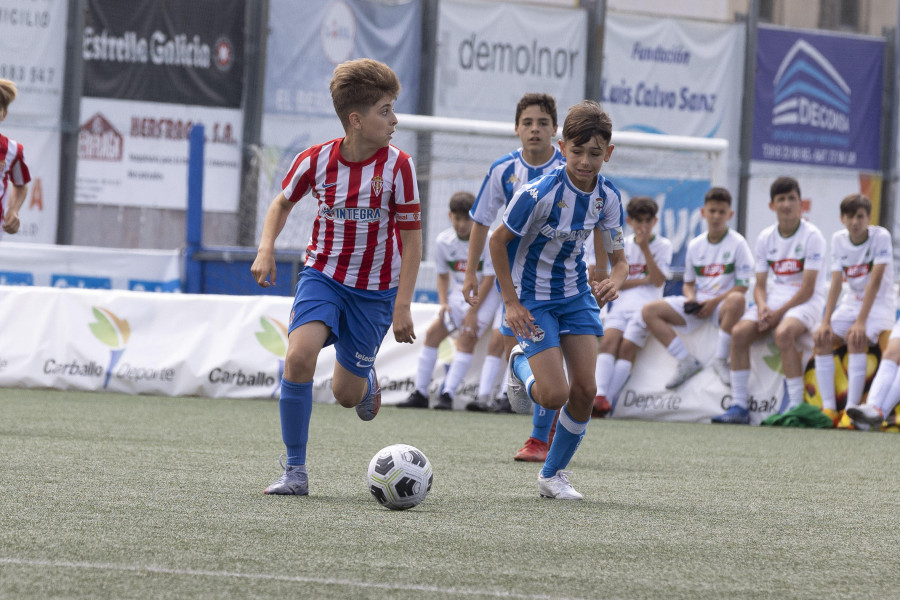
[740,294,824,333]
[602,303,650,347]
[662,295,721,335]
[830,303,895,345]
[890,319,900,340]
[447,286,502,336]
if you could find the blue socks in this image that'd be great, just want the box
[531,404,555,442]
[279,378,313,466]
[541,405,589,478]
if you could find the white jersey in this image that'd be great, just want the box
[616,234,673,307]
[469,147,565,227]
[503,166,624,301]
[434,226,494,295]
[831,225,894,305]
[755,219,826,301]
[683,229,754,303]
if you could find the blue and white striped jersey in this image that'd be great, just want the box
[502,165,625,301]
[469,147,565,227]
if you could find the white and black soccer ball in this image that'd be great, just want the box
[366,444,433,510]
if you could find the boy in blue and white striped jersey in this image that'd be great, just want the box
[489,100,627,500]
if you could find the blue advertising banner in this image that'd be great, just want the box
[263,0,421,117]
[608,176,709,273]
[752,27,884,170]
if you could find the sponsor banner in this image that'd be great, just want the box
[607,175,710,272]
[600,14,742,271]
[0,0,67,118]
[434,0,587,121]
[752,26,884,170]
[611,315,796,425]
[75,98,242,211]
[263,0,421,117]
[0,242,181,291]
[0,0,68,244]
[0,126,60,243]
[83,0,244,108]
[601,13,743,142]
[0,286,809,425]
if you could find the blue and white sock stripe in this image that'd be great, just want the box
[558,405,589,435]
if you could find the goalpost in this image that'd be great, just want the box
[390,113,729,298]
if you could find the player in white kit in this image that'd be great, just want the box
[398,192,502,410]
[592,196,672,416]
[713,177,826,424]
[813,194,895,428]
[641,187,753,389]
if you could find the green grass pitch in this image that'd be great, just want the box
[1,387,898,599]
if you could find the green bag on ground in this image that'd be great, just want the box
[761,403,834,428]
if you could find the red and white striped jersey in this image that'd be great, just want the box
[0,133,31,221]
[282,138,421,291]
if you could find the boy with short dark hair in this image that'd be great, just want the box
[491,100,628,500]
[462,92,567,462]
[813,194,894,427]
[592,196,672,416]
[251,58,422,495]
[398,191,501,410]
[641,187,753,389]
[713,176,826,424]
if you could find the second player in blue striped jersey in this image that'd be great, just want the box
[462,93,565,464]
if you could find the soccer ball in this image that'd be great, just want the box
[366,444,433,510]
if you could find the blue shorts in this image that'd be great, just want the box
[515,290,604,358]
[498,304,513,337]
[289,267,397,377]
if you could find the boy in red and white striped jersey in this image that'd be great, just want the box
[251,59,422,496]
[0,79,31,236]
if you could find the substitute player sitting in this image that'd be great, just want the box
[713,176,826,424]
[397,191,501,410]
[813,193,894,427]
[642,187,753,389]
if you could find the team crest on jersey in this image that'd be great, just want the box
[371,175,384,197]
[531,325,545,343]
[794,243,803,255]
[594,198,604,212]
[723,251,731,260]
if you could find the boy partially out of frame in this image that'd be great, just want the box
[251,58,422,495]
[813,194,894,428]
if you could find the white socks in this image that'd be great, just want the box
[595,353,615,396]
[666,338,690,361]
[608,359,632,401]
[716,331,732,361]
[814,354,836,411]
[415,345,439,395]
[845,353,867,408]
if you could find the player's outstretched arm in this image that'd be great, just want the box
[393,228,422,344]
[251,192,293,287]
[1,183,27,234]
[462,222,490,305]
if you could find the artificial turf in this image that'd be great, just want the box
[1,387,898,599]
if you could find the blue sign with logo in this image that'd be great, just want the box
[752,27,884,170]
